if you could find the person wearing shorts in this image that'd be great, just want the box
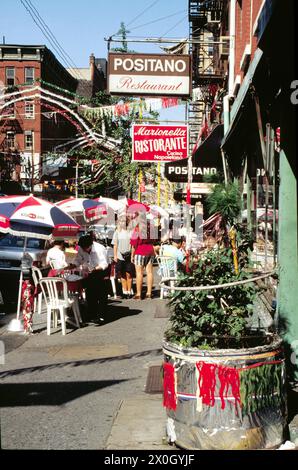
[112,218,135,299]
[130,219,155,300]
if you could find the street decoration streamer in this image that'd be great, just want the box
[1,80,181,120]
[163,359,285,416]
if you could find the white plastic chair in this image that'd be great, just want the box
[156,256,178,299]
[48,259,60,270]
[31,266,44,315]
[38,277,81,335]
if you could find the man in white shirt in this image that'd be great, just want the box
[73,234,109,321]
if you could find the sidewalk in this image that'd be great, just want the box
[0,293,173,450]
[1,295,297,450]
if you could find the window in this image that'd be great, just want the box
[25,67,34,85]
[3,99,15,118]
[25,131,34,150]
[6,67,15,86]
[6,131,16,148]
[25,100,34,119]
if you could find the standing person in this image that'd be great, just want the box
[46,239,67,270]
[73,234,109,321]
[112,217,135,299]
[130,218,156,300]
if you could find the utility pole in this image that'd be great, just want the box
[75,157,79,198]
[31,139,34,194]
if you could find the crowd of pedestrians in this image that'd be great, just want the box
[44,214,188,323]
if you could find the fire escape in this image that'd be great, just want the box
[188,0,224,151]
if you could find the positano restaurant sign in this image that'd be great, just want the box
[132,125,188,162]
[108,53,191,96]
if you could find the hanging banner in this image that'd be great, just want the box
[132,124,188,163]
[108,53,191,97]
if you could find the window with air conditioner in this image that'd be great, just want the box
[208,10,221,23]
[6,67,15,86]
[219,36,230,58]
[6,131,15,148]
[25,131,34,150]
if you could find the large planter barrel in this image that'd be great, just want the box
[163,335,287,450]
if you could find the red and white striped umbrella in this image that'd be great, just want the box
[0,195,80,239]
[56,197,107,223]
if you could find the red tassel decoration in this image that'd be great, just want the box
[163,362,177,410]
[196,362,217,407]
[218,365,241,409]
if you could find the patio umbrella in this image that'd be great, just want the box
[56,197,107,223]
[126,198,150,213]
[149,204,169,219]
[96,197,127,213]
[0,195,80,331]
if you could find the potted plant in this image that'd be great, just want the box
[162,183,287,450]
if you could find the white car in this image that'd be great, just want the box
[0,234,48,304]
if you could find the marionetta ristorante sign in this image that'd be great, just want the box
[132,125,188,162]
[108,53,191,96]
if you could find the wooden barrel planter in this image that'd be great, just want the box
[163,335,287,450]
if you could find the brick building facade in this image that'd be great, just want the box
[0,44,106,195]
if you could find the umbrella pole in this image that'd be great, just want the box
[16,237,27,320]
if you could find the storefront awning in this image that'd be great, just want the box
[165,124,224,183]
[221,48,263,151]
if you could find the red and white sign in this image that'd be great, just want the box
[108,53,191,97]
[132,125,188,163]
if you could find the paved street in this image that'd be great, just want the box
[0,293,170,450]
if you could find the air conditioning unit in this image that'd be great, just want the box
[207,10,221,23]
[219,36,230,58]
[240,44,251,71]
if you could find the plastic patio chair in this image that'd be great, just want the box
[38,277,81,335]
[156,256,178,299]
[31,266,44,315]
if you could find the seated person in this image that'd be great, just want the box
[160,238,185,272]
[46,240,68,271]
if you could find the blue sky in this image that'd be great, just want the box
[1,0,189,122]
[1,0,188,66]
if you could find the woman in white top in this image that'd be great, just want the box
[46,240,67,270]
[112,217,134,299]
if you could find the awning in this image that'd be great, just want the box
[164,124,224,183]
[221,48,263,151]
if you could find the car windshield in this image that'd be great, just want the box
[0,234,45,249]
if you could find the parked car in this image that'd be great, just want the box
[0,234,48,303]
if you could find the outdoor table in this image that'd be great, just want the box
[47,269,84,294]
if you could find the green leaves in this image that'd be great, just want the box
[165,247,260,349]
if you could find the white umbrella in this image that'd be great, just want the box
[149,204,169,219]
[96,197,127,213]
